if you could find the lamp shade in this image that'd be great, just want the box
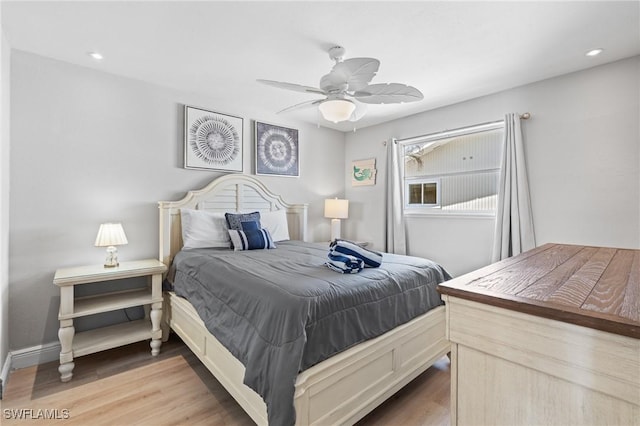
[324,198,349,219]
[318,99,356,123]
[94,223,128,247]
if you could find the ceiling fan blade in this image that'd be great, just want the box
[349,100,368,122]
[354,83,424,104]
[257,79,325,95]
[320,58,380,92]
[276,99,323,114]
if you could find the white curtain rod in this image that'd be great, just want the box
[393,112,531,145]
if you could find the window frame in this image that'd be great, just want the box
[405,178,441,210]
[398,121,505,218]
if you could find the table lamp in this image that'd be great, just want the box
[95,223,128,268]
[324,198,349,241]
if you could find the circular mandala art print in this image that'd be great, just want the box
[256,124,299,176]
[188,115,240,166]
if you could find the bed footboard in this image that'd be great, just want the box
[163,292,449,426]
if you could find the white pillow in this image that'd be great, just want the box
[260,209,290,242]
[180,209,231,249]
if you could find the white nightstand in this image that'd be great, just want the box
[53,259,167,382]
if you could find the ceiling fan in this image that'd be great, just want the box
[257,46,424,123]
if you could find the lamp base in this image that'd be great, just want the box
[330,218,342,242]
[104,246,119,268]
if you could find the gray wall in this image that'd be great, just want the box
[8,50,346,351]
[1,27,10,379]
[8,51,640,351]
[344,56,640,277]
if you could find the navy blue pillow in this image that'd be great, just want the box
[225,212,261,231]
[241,220,259,232]
[228,228,276,251]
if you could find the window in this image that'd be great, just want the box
[406,179,440,207]
[402,125,503,214]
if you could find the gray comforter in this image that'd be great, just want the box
[169,241,450,425]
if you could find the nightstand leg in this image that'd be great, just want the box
[150,302,162,356]
[58,319,75,382]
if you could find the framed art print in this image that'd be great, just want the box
[184,105,243,172]
[352,158,377,186]
[255,121,299,177]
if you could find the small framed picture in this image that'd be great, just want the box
[184,105,243,172]
[255,121,299,177]
[352,158,377,186]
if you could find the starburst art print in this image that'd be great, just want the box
[255,121,299,177]
[184,106,243,172]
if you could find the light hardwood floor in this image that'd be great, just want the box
[2,335,450,425]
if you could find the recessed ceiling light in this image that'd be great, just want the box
[88,51,103,60]
[585,48,603,57]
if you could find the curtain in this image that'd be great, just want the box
[492,113,536,262]
[385,139,407,254]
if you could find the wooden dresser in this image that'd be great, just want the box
[438,243,639,425]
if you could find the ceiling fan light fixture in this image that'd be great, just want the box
[258,45,422,123]
[319,99,356,123]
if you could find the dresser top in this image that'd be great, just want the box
[438,243,639,339]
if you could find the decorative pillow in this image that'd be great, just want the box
[260,209,290,242]
[225,212,261,231]
[240,220,260,232]
[180,209,230,249]
[228,228,276,251]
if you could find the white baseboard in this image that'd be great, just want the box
[1,342,59,396]
[1,352,12,398]
[9,341,60,370]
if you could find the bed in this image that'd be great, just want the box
[158,174,450,425]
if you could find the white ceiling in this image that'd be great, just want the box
[2,1,639,132]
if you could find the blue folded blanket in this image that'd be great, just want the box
[330,239,383,268]
[325,251,364,274]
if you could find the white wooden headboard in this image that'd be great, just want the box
[158,174,308,266]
